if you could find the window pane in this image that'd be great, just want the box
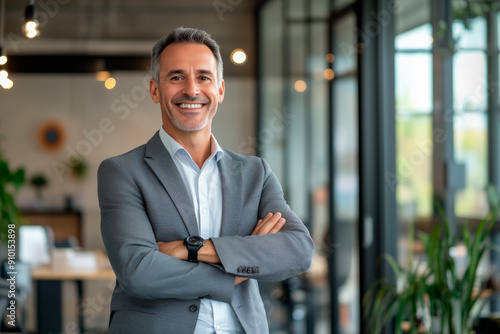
[454,112,488,218]
[453,16,486,50]
[311,0,330,19]
[288,0,305,19]
[333,0,354,11]
[311,22,329,191]
[395,53,433,114]
[453,52,487,112]
[290,23,306,75]
[395,0,431,39]
[332,76,359,334]
[498,12,500,46]
[332,13,357,76]
[395,24,433,50]
[259,0,284,184]
[287,22,307,220]
[287,78,308,220]
[310,21,331,334]
[396,115,433,219]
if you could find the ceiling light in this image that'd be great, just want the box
[294,80,307,93]
[96,71,110,82]
[0,70,13,89]
[105,77,116,90]
[23,1,39,39]
[0,77,13,89]
[230,49,247,65]
[323,69,335,80]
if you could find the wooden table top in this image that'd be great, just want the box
[31,250,116,280]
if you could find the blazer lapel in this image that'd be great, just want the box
[218,151,244,236]
[143,132,199,236]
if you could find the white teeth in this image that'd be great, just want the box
[178,103,203,109]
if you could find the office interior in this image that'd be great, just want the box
[1,0,499,333]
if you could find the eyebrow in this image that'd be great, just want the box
[164,69,215,78]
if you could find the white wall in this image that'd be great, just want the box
[0,71,255,331]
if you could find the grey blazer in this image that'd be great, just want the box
[98,131,314,334]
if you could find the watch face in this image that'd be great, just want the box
[186,236,204,246]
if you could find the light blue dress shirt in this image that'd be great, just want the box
[159,127,245,334]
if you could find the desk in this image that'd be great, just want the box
[32,250,115,334]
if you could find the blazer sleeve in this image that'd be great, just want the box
[98,157,235,302]
[211,158,315,281]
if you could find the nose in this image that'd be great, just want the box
[182,76,200,97]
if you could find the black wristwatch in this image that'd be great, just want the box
[183,236,205,263]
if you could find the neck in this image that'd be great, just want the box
[163,124,212,169]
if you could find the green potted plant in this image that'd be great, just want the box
[71,157,88,180]
[30,173,49,210]
[0,148,26,244]
[364,205,498,334]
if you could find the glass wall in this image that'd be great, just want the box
[394,1,433,266]
[258,0,332,333]
[259,0,500,333]
[330,10,359,334]
[453,15,489,218]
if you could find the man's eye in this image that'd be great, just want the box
[200,76,210,81]
[171,76,181,81]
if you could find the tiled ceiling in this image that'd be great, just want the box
[2,0,262,75]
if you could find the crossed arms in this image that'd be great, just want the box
[157,212,287,285]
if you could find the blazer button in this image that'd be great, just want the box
[189,305,198,312]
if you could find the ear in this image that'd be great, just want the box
[218,80,225,104]
[149,79,160,103]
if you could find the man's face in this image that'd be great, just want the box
[150,42,225,134]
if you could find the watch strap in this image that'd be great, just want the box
[186,244,198,263]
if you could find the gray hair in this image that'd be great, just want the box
[150,27,223,87]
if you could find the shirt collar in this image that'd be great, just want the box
[159,127,224,163]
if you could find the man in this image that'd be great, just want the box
[98,27,314,334]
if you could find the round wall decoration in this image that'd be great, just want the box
[38,120,66,152]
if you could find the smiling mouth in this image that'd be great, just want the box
[177,103,204,109]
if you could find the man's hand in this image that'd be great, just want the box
[235,212,286,285]
[251,212,286,235]
[235,276,248,285]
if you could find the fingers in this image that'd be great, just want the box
[250,213,271,235]
[268,217,285,234]
[251,212,286,235]
[235,276,249,285]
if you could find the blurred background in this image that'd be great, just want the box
[0,0,499,333]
